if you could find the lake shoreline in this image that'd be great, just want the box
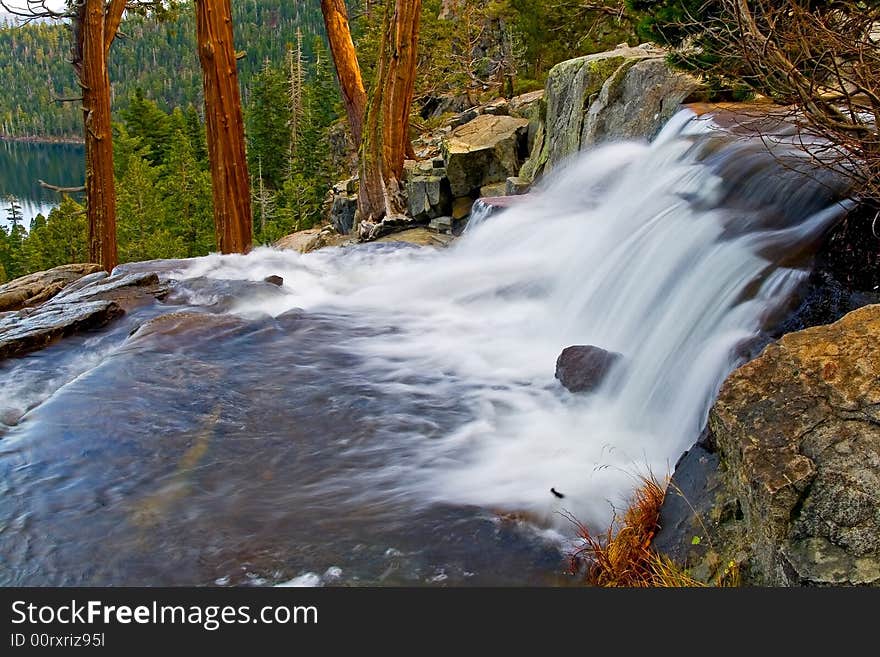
[1,134,85,146]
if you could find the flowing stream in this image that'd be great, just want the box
[0,111,850,585]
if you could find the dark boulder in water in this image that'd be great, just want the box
[554,345,622,393]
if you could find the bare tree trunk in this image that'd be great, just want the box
[76,0,123,272]
[288,28,304,170]
[358,0,421,230]
[320,0,367,145]
[195,0,252,254]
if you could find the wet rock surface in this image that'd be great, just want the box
[376,227,454,247]
[655,305,880,585]
[50,271,165,308]
[0,300,124,361]
[554,345,622,393]
[0,269,168,362]
[0,263,105,312]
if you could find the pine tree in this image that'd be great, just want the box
[252,158,276,242]
[17,200,88,273]
[247,59,292,191]
[287,29,305,172]
[183,104,208,164]
[1,209,29,280]
[4,194,23,230]
[273,36,344,235]
[160,128,215,257]
[120,89,174,165]
[0,225,13,283]
[116,153,180,262]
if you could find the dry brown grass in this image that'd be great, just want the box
[566,474,712,587]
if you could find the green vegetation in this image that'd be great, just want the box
[0,0,643,283]
[247,35,342,242]
[0,1,326,139]
[354,0,636,106]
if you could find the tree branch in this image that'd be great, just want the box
[39,179,86,193]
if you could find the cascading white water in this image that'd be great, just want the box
[175,109,850,531]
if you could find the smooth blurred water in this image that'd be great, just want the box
[0,111,851,586]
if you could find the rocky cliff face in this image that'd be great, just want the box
[655,305,880,586]
[311,44,701,246]
[520,45,700,182]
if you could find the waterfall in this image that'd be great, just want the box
[179,109,850,528]
[0,110,853,585]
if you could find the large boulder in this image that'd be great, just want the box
[655,304,880,586]
[275,226,352,254]
[0,270,167,362]
[0,300,123,361]
[521,45,701,181]
[0,263,104,312]
[555,345,622,393]
[405,159,452,221]
[442,114,530,198]
[509,90,545,156]
[327,177,358,234]
[274,228,323,254]
[508,89,544,120]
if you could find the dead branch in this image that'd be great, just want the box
[39,179,86,193]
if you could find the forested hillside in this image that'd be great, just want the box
[0,0,636,140]
[0,0,637,282]
[0,0,325,139]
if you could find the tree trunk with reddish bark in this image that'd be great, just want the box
[357,0,422,232]
[195,0,252,254]
[73,0,125,272]
[320,0,367,146]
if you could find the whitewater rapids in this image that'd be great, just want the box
[180,110,849,527]
[0,109,851,585]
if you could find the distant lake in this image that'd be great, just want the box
[0,140,85,230]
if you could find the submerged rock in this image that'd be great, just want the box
[555,345,622,393]
[656,304,880,586]
[375,227,454,247]
[0,263,105,312]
